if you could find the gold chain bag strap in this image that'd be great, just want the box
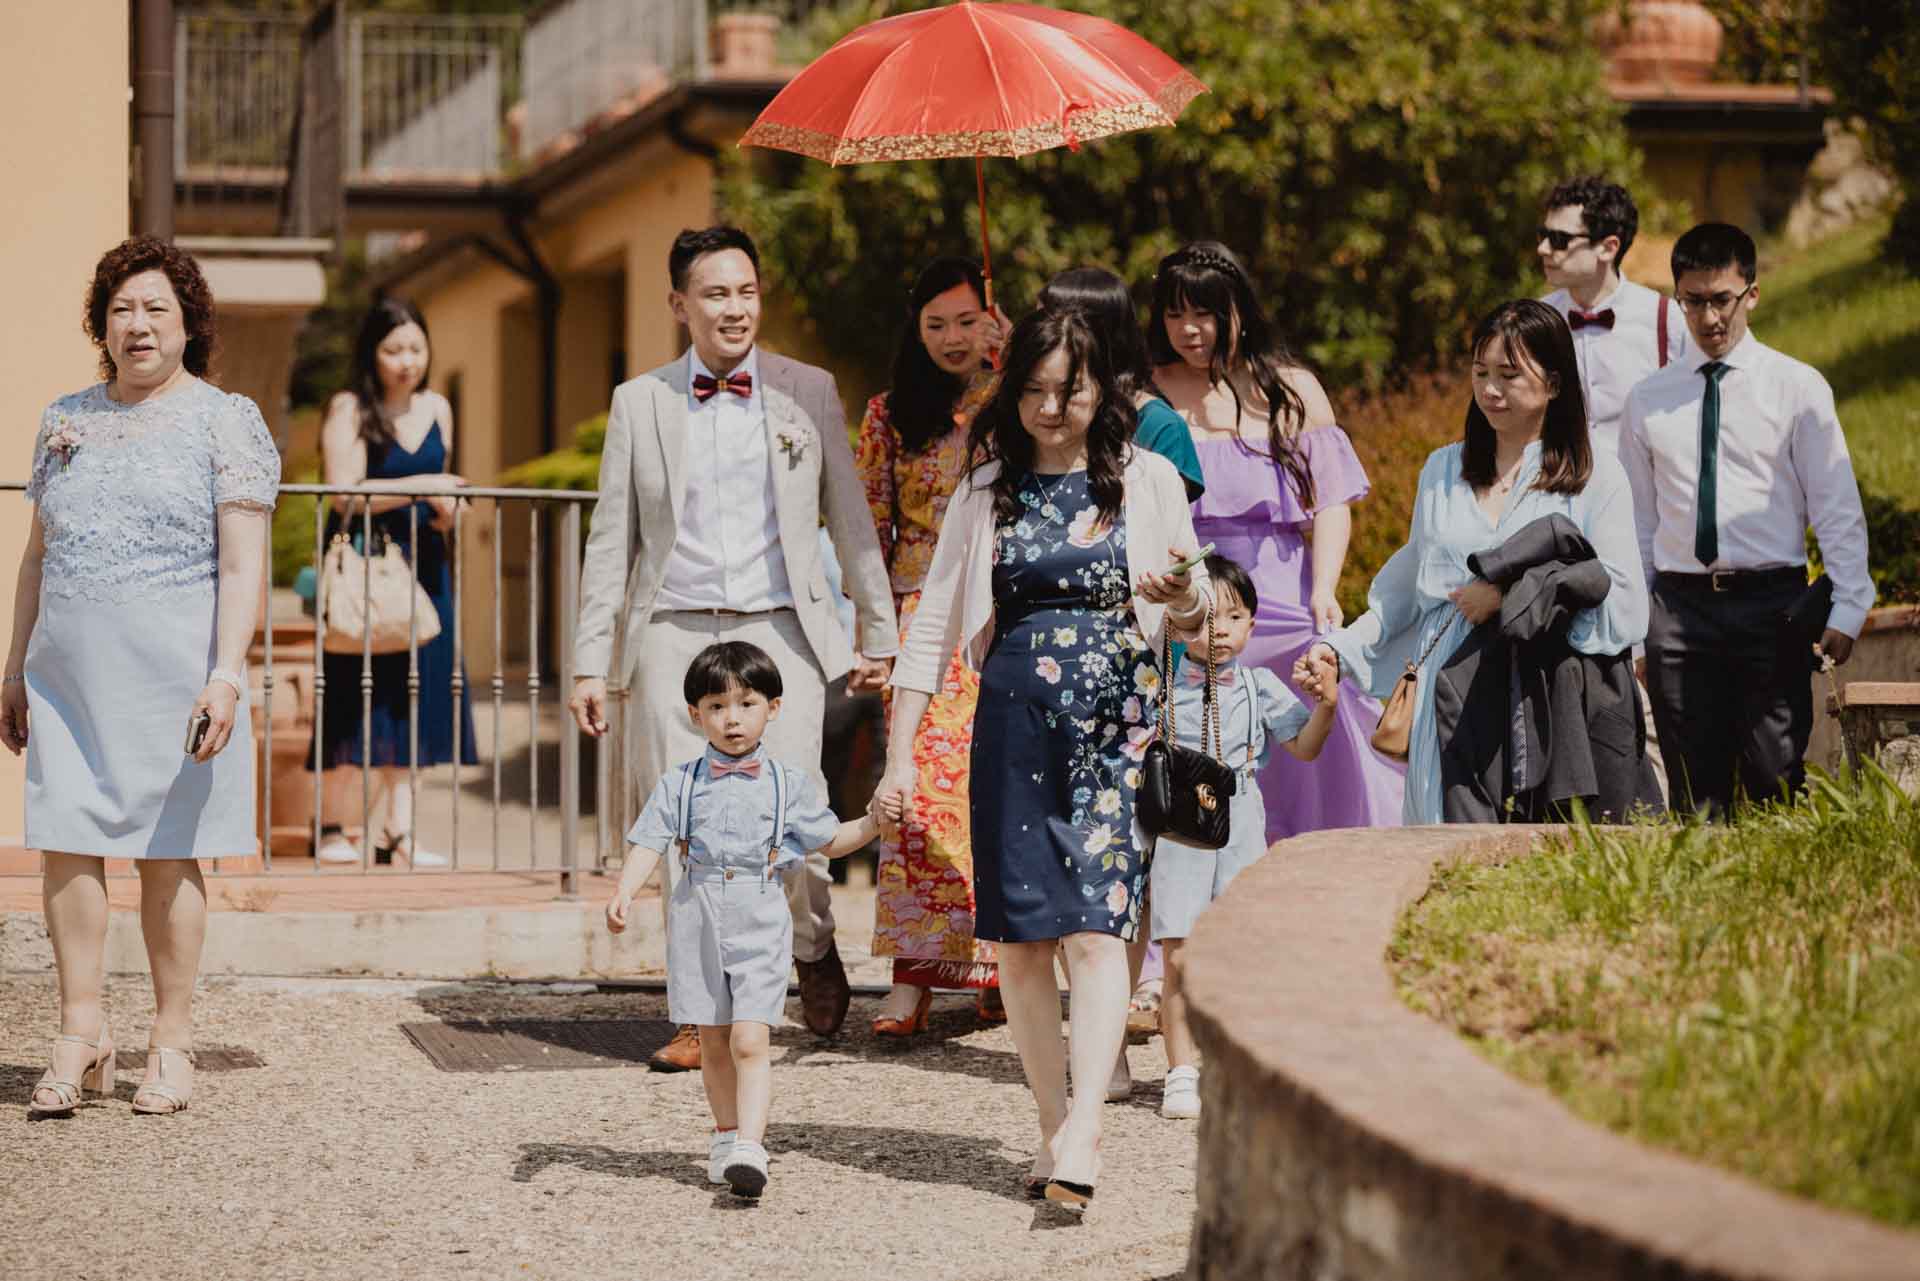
[1139,601,1237,849]
[1368,622,1450,762]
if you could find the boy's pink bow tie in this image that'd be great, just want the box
[709,757,762,779]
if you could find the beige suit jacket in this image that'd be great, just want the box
[574,349,898,689]
[891,447,1210,695]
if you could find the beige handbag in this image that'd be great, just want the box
[319,534,441,656]
[1369,626,1449,762]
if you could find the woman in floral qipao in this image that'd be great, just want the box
[878,308,1210,1209]
[854,258,1005,1035]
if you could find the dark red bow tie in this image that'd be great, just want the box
[1568,307,1616,332]
[692,371,753,402]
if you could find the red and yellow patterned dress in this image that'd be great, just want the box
[855,382,997,987]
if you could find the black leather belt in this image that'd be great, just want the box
[1657,566,1807,594]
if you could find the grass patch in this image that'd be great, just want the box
[1392,769,1920,1228]
[1759,217,1920,505]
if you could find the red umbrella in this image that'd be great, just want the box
[740,2,1206,309]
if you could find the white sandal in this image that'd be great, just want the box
[28,1032,115,1118]
[131,1046,194,1115]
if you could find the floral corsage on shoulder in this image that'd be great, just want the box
[43,416,81,472]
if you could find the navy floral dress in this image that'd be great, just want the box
[972,470,1156,942]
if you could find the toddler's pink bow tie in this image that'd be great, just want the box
[709,757,762,779]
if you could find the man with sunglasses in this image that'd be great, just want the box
[1620,222,1874,818]
[1537,176,1686,458]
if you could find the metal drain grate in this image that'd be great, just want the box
[399,1019,680,1072]
[112,1045,264,1072]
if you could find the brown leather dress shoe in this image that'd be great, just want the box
[649,1024,701,1072]
[793,941,851,1037]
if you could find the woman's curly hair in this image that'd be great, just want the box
[83,236,217,380]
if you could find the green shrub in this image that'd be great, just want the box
[723,0,1640,394]
[271,463,321,589]
[1810,0,1920,270]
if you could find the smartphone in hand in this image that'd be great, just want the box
[184,711,211,757]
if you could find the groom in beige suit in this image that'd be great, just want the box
[570,226,897,1067]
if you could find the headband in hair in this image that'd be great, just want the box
[1164,248,1242,281]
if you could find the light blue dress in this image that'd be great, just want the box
[1323,441,1647,825]
[1149,662,1309,941]
[24,380,280,858]
[627,746,841,1026]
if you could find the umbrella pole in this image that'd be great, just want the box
[975,154,994,311]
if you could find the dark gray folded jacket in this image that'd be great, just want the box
[1434,513,1657,823]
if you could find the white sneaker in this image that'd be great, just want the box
[315,832,360,865]
[1161,1065,1201,1119]
[723,1138,769,1198]
[707,1129,737,1185]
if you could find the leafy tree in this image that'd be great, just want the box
[1698,0,1811,85]
[722,0,1642,394]
[1810,0,1920,270]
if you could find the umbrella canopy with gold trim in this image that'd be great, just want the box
[741,2,1206,303]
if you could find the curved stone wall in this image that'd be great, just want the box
[1181,825,1920,1281]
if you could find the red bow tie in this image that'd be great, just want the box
[709,756,762,779]
[1568,308,1616,332]
[692,371,753,402]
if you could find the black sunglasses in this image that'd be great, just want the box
[1535,226,1591,253]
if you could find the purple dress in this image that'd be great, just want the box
[1191,430,1405,840]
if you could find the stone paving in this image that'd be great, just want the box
[1,974,1197,1281]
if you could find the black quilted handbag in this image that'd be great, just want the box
[1139,602,1236,849]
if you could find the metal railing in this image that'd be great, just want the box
[349,13,522,178]
[175,0,745,183]
[175,10,303,175]
[519,0,710,158]
[272,483,605,893]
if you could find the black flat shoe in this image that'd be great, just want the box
[1044,1179,1094,1210]
[1024,1178,1048,1200]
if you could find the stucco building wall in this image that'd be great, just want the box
[0,1,129,841]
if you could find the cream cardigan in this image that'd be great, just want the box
[892,447,1211,694]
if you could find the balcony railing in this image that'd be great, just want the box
[175,0,804,186]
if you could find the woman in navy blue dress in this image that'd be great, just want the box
[307,299,477,865]
[878,309,1211,1209]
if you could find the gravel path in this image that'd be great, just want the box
[1,974,1196,1280]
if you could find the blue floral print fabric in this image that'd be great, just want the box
[971,468,1155,942]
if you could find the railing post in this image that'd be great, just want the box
[559,502,581,899]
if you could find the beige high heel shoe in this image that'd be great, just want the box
[131,1046,194,1115]
[28,1031,115,1118]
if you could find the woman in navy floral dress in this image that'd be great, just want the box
[879,309,1210,1209]
[973,468,1155,941]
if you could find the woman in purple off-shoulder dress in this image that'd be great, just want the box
[1150,243,1404,839]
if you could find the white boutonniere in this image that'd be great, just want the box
[776,426,816,463]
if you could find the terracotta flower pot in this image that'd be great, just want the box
[1593,0,1724,83]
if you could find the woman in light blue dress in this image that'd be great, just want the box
[1304,300,1647,824]
[2,238,278,1117]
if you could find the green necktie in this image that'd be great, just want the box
[1694,361,1730,565]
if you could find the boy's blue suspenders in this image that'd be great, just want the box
[673,757,790,879]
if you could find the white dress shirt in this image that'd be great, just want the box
[1620,332,1875,636]
[655,347,797,613]
[1542,275,1688,457]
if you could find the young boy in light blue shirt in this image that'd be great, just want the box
[607,641,893,1199]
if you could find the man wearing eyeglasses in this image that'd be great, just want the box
[1537,176,1686,458]
[1619,223,1874,818]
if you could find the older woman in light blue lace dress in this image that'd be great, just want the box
[2,237,278,1118]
